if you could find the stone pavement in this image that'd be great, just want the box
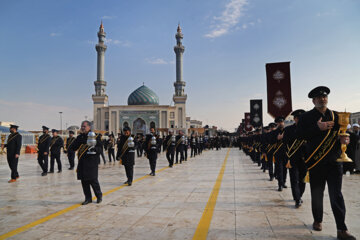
[0,148,359,240]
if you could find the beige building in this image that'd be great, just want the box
[92,23,192,135]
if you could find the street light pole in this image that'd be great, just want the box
[59,112,63,134]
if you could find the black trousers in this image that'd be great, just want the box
[148,156,157,173]
[276,158,287,187]
[99,150,106,163]
[176,150,184,163]
[38,153,48,173]
[267,154,274,178]
[7,156,19,180]
[166,150,174,166]
[137,147,143,157]
[108,149,115,162]
[191,146,197,157]
[50,153,61,172]
[309,163,347,231]
[184,148,188,160]
[81,179,102,201]
[67,151,75,168]
[124,164,134,183]
[289,160,306,201]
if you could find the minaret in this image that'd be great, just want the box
[173,24,187,129]
[92,21,108,130]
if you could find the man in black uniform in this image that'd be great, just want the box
[49,129,64,173]
[283,110,307,207]
[175,130,185,164]
[69,120,102,205]
[184,136,188,161]
[143,127,158,176]
[37,126,51,176]
[1,124,22,183]
[297,86,355,240]
[271,117,288,191]
[191,134,197,157]
[163,130,176,167]
[266,123,277,181]
[65,130,76,170]
[107,134,115,163]
[116,127,135,185]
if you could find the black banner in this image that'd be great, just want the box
[250,99,263,128]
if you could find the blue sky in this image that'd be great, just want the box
[0,0,359,131]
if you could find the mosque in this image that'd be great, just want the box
[92,22,201,135]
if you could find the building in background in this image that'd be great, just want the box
[350,112,360,125]
[92,23,193,136]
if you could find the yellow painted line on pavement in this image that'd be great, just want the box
[192,148,230,240]
[0,166,169,240]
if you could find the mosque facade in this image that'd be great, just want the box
[92,23,190,135]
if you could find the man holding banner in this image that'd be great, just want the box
[297,86,355,240]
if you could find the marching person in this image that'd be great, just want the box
[143,127,158,176]
[65,130,76,170]
[163,130,175,167]
[69,120,102,205]
[49,129,64,173]
[297,86,356,240]
[107,133,115,163]
[116,127,135,186]
[1,125,22,183]
[271,116,288,191]
[97,133,106,164]
[175,130,185,164]
[283,110,307,208]
[191,134,197,157]
[37,126,51,176]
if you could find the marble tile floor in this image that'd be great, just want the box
[0,148,359,240]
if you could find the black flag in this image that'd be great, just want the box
[250,99,263,128]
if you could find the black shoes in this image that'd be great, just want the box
[68,167,74,170]
[295,200,302,208]
[48,171,54,173]
[82,199,92,205]
[97,197,102,204]
[41,172,47,176]
[278,186,283,192]
[283,185,287,188]
[128,182,132,186]
[57,170,62,173]
[313,222,322,231]
[150,172,155,176]
[337,230,356,240]
[269,177,274,181]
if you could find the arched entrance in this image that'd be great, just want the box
[150,121,156,130]
[133,118,146,135]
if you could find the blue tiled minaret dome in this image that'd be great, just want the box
[128,85,159,105]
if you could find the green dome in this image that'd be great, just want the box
[128,85,159,105]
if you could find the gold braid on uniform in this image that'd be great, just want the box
[6,132,19,144]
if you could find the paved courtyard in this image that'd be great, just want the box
[0,148,359,240]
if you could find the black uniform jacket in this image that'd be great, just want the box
[163,135,175,152]
[175,135,184,152]
[283,124,306,165]
[297,107,341,166]
[38,133,51,154]
[69,133,102,180]
[5,132,22,158]
[50,136,64,155]
[143,134,158,159]
[116,135,135,166]
[66,136,76,153]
